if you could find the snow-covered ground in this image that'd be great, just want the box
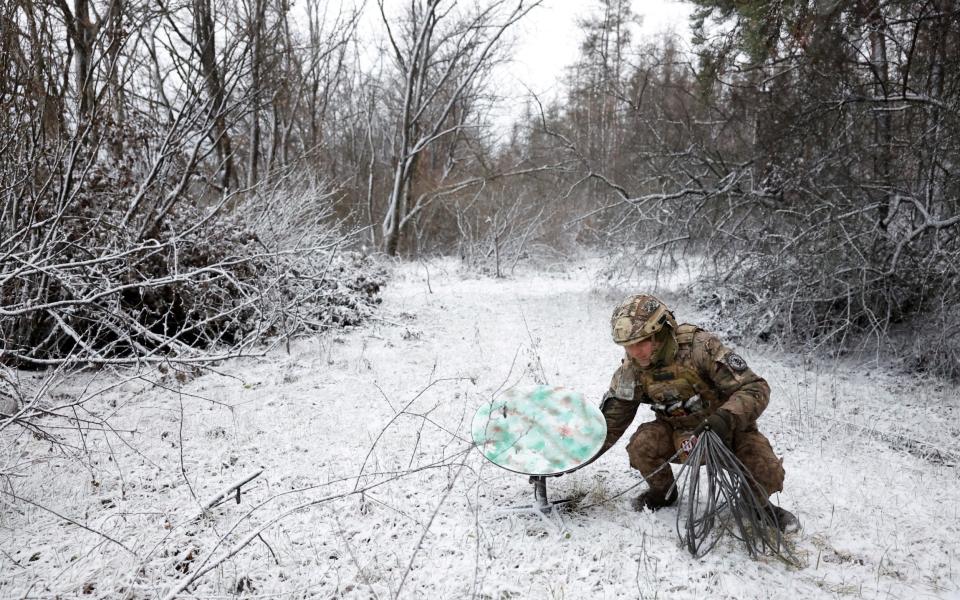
[2,257,959,599]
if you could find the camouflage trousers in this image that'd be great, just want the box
[626,419,785,499]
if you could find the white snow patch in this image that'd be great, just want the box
[1,257,958,599]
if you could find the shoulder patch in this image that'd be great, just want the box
[724,352,748,373]
[610,363,636,401]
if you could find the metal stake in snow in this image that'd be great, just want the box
[471,385,606,511]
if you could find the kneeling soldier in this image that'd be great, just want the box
[599,294,798,532]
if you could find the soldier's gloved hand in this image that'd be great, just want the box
[694,409,736,447]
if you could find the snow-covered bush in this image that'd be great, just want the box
[0,366,19,416]
[691,218,960,379]
[1,195,383,366]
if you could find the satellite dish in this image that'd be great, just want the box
[472,385,606,510]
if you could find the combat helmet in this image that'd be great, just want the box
[610,294,677,346]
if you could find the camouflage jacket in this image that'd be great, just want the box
[602,324,770,444]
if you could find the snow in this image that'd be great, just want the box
[2,256,959,599]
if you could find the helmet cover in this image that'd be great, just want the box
[610,294,677,345]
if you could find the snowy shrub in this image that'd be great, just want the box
[690,212,960,379]
[0,366,20,416]
[0,149,384,366]
[906,303,960,380]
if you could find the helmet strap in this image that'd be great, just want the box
[651,326,678,366]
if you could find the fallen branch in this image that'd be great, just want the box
[196,468,265,519]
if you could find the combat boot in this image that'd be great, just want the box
[631,487,678,512]
[765,504,800,533]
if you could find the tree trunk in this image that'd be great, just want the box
[194,0,234,191]
[864,0,893,230]
[247,0,266,188]
[59,0,96,124]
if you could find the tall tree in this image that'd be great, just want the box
[193,0,235,191]
[377,0,540,256]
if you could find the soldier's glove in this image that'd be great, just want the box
[694,409,736,447]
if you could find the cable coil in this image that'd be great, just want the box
[674,430,797,563]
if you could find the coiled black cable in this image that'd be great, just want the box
[673,430,798,564]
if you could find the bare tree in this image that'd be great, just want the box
[192,0,236,190]
[1,0,379,368]
[377,0,541,256]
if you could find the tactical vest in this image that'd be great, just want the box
[614,324,721,430]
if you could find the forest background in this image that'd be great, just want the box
[2,0,959,387]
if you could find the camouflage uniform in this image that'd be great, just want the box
[601,297,785,501]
